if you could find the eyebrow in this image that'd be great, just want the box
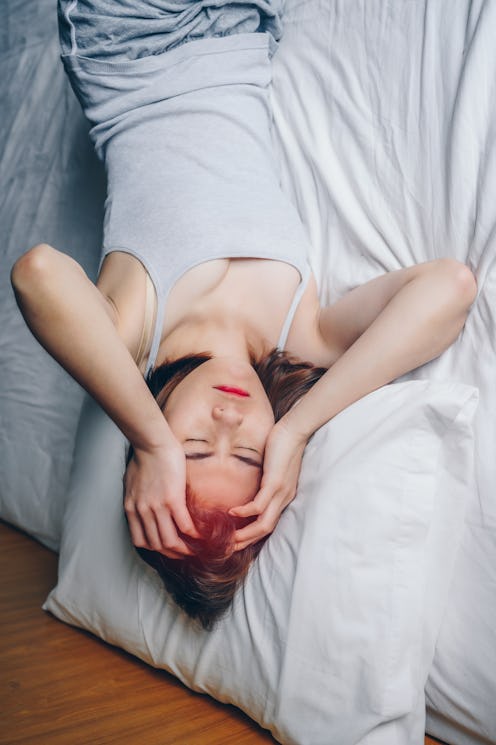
[185,453,262,469]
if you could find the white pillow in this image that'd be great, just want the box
[44,380,477,745]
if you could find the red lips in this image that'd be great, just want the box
[214,386,250,397]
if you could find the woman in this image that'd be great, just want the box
[11,1,477,628]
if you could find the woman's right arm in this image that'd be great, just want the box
[11,243,197,556]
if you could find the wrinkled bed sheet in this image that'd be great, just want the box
[1,1,495,744]
[269,4,496,742]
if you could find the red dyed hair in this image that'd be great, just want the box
[136,485,262,630]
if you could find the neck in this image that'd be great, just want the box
[157,316,268,367]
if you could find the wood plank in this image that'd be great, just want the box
[0,521,274,745]
[0,521,446,744]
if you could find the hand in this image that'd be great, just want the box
[124,437,199,559]
[229,418,307,550]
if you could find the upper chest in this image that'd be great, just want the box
[160,258,332,365]
[97,252,330,368]
[163,258,299,335]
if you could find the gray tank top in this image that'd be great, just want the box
[62,32,312,375]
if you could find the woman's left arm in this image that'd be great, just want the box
[232,258,477,548]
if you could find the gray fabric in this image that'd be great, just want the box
[58,0,284,60]
[60,12,312,374]
[0,0,105,548]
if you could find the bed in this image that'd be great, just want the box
[1,1,495,744]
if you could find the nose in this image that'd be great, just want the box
[212,404,243,426]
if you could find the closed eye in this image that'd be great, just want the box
[185,452,262,469]
[233,454,262,469]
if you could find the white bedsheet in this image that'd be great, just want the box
[270,3,496,742]
[1,1,495,743]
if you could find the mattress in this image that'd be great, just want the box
[1,1,495,743]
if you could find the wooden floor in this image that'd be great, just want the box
[0,520,446,745]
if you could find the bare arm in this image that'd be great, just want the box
[12,244,166,449]
[232,258,477,547]
[11,243,197,554]
[286,258,477,440]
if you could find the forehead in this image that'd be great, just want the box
[186,460,261,510]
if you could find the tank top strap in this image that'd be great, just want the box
[276,261,312,351]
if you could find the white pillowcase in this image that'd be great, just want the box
[44,380,477,745]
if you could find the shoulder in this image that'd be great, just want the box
[96,251,155,370]
[283,272,340,368]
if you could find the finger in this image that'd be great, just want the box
[126,513,148,549]
[129,513,187,559]
[233,520,270,547]
[170,500,200,539]
[228,501,263,518]
[234,536,261,551]
[128,510,172,555]
[155,509,195,556]
[138,509,163,552]
[234,531,269,551]
[158,547,191,560]
[233,542,250,552]
[233,497,283,547]
[229,484,274,518]
[125,507,161,551]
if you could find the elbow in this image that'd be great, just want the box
[11,243,56,299]
[439,259,477,313]
[430,259,477,349]
[436,258,477,311]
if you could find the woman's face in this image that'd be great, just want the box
[163,357,274,511]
